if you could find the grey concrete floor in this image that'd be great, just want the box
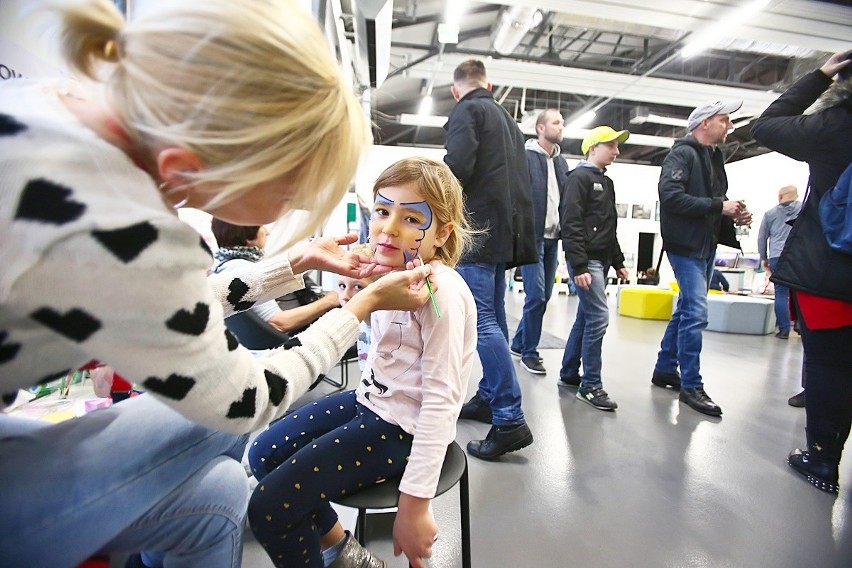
[242,287,852,568]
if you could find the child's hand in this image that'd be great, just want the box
[393,494,437,568]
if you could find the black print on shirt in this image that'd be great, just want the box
[166,303,210,336]
[228,387,257,419]
[0,331,21,364]
[225,329,239,351]
[15,178,86,225]
[143,373,196,400]
[0,113,27,136]
[226,278,255,312]
[31,307,101,342]
[264,369,287,406]
[92,222,159,263]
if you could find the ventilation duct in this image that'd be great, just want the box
[353,0,392,88]
[491,6,541,56]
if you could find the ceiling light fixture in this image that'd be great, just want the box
[565,110,596,132]
[681,0,771,60]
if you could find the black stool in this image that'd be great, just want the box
[332,442,470,568]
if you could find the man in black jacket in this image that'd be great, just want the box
[445,59,536,460]
[651,100,748,417]
[510,109,571,376]
[558,126,629,411]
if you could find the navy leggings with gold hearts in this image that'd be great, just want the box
[247,390,413,568]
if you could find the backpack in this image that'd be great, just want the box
[818,161,852,255]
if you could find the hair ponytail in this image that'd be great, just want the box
[54,0,124,80]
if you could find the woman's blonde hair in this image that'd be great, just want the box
[372,157,475,267]
[53,0,369,247]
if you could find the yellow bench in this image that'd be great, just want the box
[618,287,677,320]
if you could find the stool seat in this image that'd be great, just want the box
[618,287,677,320]
[332,442,470,568]
[706,294,776,334]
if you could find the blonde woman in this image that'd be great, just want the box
[0,1,433,566]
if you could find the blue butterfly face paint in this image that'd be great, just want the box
[370,187,437,266]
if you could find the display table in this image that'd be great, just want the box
[706,294,776,335]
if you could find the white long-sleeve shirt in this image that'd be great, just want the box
[357,261,477,498]
[0,79,358,433]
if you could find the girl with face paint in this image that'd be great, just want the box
[247,158,478,568]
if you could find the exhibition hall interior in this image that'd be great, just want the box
[1,0,850,566]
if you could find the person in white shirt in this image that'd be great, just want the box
[248,158,478,568]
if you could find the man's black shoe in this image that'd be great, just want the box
[679,387,722,416]
[467,423,533,461]
[559,374,581,388]
[776,329,790,339]
[788,390,805,408]
[651,369,681,390]
[521,356,546,375]
[458,392,492,424]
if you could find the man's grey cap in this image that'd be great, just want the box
[686,100,743,131]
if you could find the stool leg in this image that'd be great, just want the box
[356,507,367,546]
[460,464,471,568]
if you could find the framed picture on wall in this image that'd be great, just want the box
[632,204,652,220]
[616,203,628,218]
[654,201,660,221]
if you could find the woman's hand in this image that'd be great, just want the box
[342,265,433,322]
[820,49,852,80]
[287,234,393,278]
[393,494,437,568]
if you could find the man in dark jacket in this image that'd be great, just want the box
[445,59,536,460]
[558,126,629,411]
[510,108,571,376]
[650,100,749,417]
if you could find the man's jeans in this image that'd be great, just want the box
[456,262,526,425]
[655,252,715,389]
[512,238,559,359]
[769,256,791,332]
[560,260,610,390]
[0,394,249,567]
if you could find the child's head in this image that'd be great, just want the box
[336,275,375,306]
[369,157,472,268]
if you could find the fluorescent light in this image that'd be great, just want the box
[681,0,771,59]
[418,96,433,117]
[565,110,596,132]
[399,113,447,128]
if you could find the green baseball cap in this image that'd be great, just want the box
[582,126,630,155]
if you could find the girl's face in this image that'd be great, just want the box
[368,183,451,267]
[337,276,369,306]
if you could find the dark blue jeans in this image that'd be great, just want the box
[655,252,715,389]
[512,238,559,359]
[456,262,526,425]
[769,257,791,332]
[560,260,610,389]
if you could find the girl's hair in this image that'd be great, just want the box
[52,0,369,249]
[210,218,261,248]
[372,157,475,267]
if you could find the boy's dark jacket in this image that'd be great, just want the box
[559,162,625,274]
[657,135,740,260]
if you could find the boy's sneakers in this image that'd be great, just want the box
[521,356,546,374]
[558,374,581,388]
[576,386,618,411]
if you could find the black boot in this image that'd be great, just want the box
[788,435,841,494]
[467,423,533,460]
[458,391,492,424]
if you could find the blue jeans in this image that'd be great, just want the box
[655,252,715,389]
[769,257,791,332]
[511,238,559,359]
[0,394,249,568]
[560,260,610,390]
[456,262,525,425]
